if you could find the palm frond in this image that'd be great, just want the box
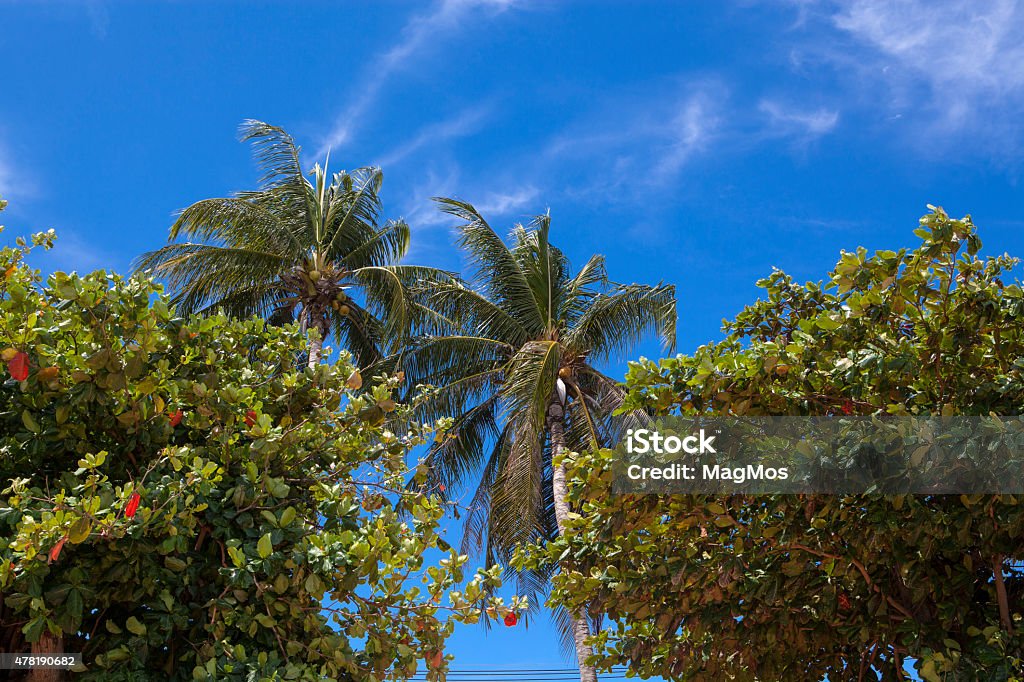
[135,243,288,316]
[324,167,387,257]
[342,219,411,270]
[239,120,308,193]
[503,340,561,433]
[428,396,502,494]
[512,213,571,333]
[559,253,607,327]
[418,279,527,347]
[328,297,385,368]
[460,427,505,557]
[566,282,677,362]
[238,120,317,232]
[160,197,299,253]
[403,335,513,388]
[489,417,547,559]
[434,197,546,335]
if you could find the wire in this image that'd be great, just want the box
[405,670,632,681]
[403,675,626,679]
[414,669,629,673]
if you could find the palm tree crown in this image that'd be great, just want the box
[136,120,439,368]
[404,198,676,677]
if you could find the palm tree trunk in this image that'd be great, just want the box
[548,400,599,682]
[307,333,323,368]
[305,309,326,368]
[29,631,65,682]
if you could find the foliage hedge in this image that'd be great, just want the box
[520,208,1024,681]
[0,211,518,681]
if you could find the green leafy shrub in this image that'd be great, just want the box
[0,209,519,680]
[519,207,1024,681]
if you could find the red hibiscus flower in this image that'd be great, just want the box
[7,352,29,381]
[124,492,141,518]
[49,537,67,563]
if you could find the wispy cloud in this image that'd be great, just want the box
[0,140,34,203]
[401,164,540,230]
[85,0,110,39]
[0,156,16,200]
[400,164,463,230]
[653,93,719,178]
[38,228,116,274]
[396,162,539,264]
[545,82,724,193]
[317,0,518,156]
[375,103,494,168]
[472,186,541,217]
[758,99,839,139]
[828,0,1024,137]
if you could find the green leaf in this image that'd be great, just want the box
[68,517,92,545]
[21,410,40,433]
[304,573,324,598]
[257,533,273,559]
[22,616,46,642]
[126,616,147,636]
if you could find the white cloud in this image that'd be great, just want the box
[375,103,494,168]
[401,164,539,230]
[0,141,34,203]
[758,99,839,138]
[830,0,1024,131]
[317,0,518,156]
[396,163,538,263]
[400,165,463,229]
[37,229,114,274]
[543,82,723,196]
[472,186,541,217]
[653,93,719,178]
[0,156,15,200]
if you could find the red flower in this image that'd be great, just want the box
[244,410,257,427]
[438,484,446,493]
[49,537,67,563]
[168,409,183,427]
[841,400,854,415]
[124,492,141,518]
[838,592,851,611]
[503,612,518,627]
[7,352,29,381]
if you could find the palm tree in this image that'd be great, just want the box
[404,198,676,682]
[136,120,440,369]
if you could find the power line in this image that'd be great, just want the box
[415,669,629,673]
[407,671,630,675]
[406,670,632,681]
[403,675,626,679]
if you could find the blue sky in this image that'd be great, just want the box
[2,0,1023,676]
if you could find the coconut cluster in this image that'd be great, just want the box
[281,264,353,320]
